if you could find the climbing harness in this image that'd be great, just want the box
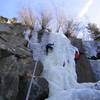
[25,61,38,100]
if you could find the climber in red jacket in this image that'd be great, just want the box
[75,51,80,63]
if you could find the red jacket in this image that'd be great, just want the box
[75,52,80,59]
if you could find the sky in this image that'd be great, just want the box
[0,0,100,27]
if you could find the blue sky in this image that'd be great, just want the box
[0,0,100,26]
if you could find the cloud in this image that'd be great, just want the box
[78,0,93,19]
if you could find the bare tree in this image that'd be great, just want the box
[35,10,52,42]
[62,19,80,38]
[38,10,52,30]
[19,6,36,30]
[56,12,67,33]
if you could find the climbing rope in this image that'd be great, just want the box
[25,61,38,100]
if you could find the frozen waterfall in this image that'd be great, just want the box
[24,30,100,100]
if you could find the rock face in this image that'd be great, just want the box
[71,38,96,83]
[0,23,49,100]
[83,40,100,81]
[17,77,49,100]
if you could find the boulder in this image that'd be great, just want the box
[16,76,49,100]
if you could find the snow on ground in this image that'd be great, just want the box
[24,30,100,100]
[46,89,100,100]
